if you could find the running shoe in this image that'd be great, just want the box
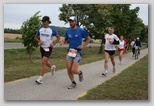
[35,76,43,84]
[102,71,107,76]
[79,70,83,82]
[68,83,77,89]
[113,67,116,73]
[51,65,56,76]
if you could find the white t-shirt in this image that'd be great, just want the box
[131,41,135,47]
[104,34,119,51]
[118,40,125,49]
[36,27,57,47]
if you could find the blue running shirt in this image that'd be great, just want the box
[65,27,88,54]
[36,26,58,47]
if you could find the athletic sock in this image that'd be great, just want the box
[39,76,43,79]
[72,81,76,84]
[79,71,82,75]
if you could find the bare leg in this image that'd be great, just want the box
[66,60,74,82]
[110,55,115,68]
[119,50,124,62]
[71,62,80,75]
[46,60,52,68]
[104,52,110,71]
[41,56,48,76]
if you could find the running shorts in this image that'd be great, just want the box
[40,46,52,58]
[118,48,125,53]
[66,52,81,63]
[105,50,115,56]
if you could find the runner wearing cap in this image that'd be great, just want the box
[34,16,60,84]
[102,27,120,76]
[60,16,91,89]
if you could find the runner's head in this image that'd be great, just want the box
[108,27,114,35]
[120,35,124,40]
[41,16,51,27]
[137,37,140,40]
[68,16,77,29]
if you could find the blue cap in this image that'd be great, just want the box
[68,16,77,21]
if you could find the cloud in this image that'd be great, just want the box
[130,4,148,25]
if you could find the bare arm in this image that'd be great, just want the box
[34,36,43,45]
[60,39,68,46]
[77,36,91,49]
[53,34,60,44]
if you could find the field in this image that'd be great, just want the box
[4,33,22,39]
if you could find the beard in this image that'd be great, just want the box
[70,24,76,29]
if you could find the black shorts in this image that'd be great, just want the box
[105,50,115,56]
[40,47,52,58]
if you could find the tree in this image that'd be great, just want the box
[21,11,41,62]
[59,4,146,53]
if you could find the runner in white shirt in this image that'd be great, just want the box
[130,38,136,57]
[102,27,120,76]
[117,36,125,64]
[34,16,60,84]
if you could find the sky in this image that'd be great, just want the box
[4,4,148,29]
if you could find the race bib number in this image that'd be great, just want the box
[68,48,77,57]
[43,48,49,52]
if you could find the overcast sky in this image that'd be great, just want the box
[4,4,148,29]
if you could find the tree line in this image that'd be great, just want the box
[4,26,67,37]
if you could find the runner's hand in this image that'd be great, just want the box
[109,41,113,44]
[77,45,83,49]
[60,40,64,46]
[38,41,43,45]
[102,44,105,46]
[50,43,54,47]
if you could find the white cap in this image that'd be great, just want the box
[68,16,77,21]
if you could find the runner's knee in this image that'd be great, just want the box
[42,57,48,65]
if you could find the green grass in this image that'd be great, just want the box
[4,47,103,83]
[78,55,148,100]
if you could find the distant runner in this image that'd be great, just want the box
[124,38,129,54]
[102,27,120,76]
[117,35,125,64]
[131,38,136,57]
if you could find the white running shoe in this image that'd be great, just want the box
[35,76,43,84]
[102,70,107,76]
[51,65,56,76]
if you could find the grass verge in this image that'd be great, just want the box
[4,47,103,83]
[78,55,148,100]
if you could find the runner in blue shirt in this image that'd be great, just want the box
[60,16,91,89]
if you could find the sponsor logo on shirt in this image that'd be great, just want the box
[106,37,113,41]
[68,34,72,38]
[41,34,49,37]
